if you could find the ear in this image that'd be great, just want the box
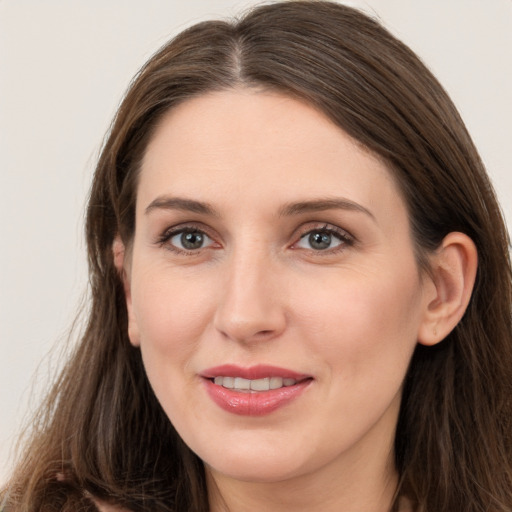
[418,232,478,346]
[113,236,140,347]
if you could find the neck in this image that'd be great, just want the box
[207,446,399,512]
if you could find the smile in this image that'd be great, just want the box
[201,365,313,416]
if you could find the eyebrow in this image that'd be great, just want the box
[144,195,374,220]
[279,198,375,220]
[145,196,218,216]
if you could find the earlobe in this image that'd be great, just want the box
[112,235,141,347]
[418,232,478,346]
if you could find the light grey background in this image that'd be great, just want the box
[1,0,511,483]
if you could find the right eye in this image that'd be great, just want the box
[171,230,213,250]
[158,227,216,254]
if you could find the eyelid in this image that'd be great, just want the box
[155,222,221,254]
[290,222,355,253]
[154,220,354,256]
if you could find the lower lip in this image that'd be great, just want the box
[203,378,312,416]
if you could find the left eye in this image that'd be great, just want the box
[296,229,346,251]
[169,230,214,251]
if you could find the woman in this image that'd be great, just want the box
[2,1,511,511]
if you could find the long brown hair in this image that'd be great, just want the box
[3,2,512,511]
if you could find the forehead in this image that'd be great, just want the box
[138,89,405,223]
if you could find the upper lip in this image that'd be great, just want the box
[200,364,311,381]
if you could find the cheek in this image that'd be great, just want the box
[130,270,219,428]
[297,262,423,377]
[345,277,422,341]
[131,266,217,369]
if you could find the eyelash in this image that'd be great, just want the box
[155,222,355,256]
[156,224,218,255]
[292,223,354,254]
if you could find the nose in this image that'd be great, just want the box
[213,248,287,344]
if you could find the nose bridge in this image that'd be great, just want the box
[214,241,285,343]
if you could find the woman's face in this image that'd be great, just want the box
[123,90,433,486]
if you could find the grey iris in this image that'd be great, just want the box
[181,232,204,249]
[309,232,331,250]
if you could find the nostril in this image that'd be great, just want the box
[214,296,287,343]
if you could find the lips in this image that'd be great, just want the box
[201,364,313,416]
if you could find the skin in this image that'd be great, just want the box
[117,89,476,511]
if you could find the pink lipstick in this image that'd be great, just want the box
[201,365,312,416]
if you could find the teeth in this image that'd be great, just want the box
[213,376,298,391]
[225,377,235,388]
[234,377,251,390]
[250,377,269,391]
[269,377,283,389]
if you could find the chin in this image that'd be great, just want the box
[197,437,316,484]
[208,459,307,484]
